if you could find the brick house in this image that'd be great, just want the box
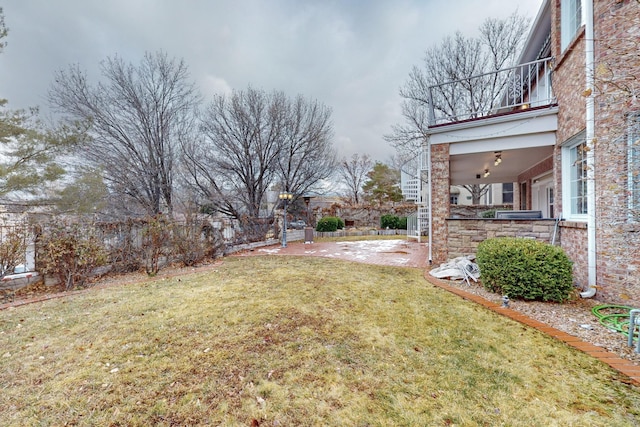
[410,0,640,304]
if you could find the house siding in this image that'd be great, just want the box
[427,0,640,305]
[552,0,640,304]
[591,0,640,304]
[559,221,588,290]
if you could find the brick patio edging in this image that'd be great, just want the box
[423,273,640,387]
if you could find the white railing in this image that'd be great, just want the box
[406,212,419,240]
[401,173,420,201]
[427,57,554,126]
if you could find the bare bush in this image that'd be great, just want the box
[37,222,108,290]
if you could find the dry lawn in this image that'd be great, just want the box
[1,256,639,426]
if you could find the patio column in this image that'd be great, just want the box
[430,143,451,265]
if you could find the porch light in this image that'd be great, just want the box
[494,152,502,166]
[484,169,490,178]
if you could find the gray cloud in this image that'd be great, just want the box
[0,0,542,162]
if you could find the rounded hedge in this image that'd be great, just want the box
[380,214,408,230]
[476,237,574,303]
[316,216,344,232]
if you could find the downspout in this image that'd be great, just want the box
[427,87,435,266]
[427,136,433,265]
[581,0,597,298]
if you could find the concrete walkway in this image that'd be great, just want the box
[234,238,430,268]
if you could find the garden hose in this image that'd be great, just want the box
[592,304,637,338]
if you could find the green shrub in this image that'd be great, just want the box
[481,209,496,218]
[476,237,574,303]
[316,217,343,232]
[398,216,407,230]
[380,214,399,229]
[380,215,408,230]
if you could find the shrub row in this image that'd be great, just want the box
[29,217,226,290]
[476,237,574,303]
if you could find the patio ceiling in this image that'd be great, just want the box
[450,146,553,185]
[428,106,558,186]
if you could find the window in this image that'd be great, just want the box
[628,113,640,220]
[562,131,588,219]
[450,195,458,205]
[502,183,514,204]
[561,0,584,51]
[484,185,493,205]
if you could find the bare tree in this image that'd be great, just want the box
[337,153,372,204]
[387,11,531,158]
[182,87,335,220]
[182,87,283,219]
[0,7,8,52]
[48,51,201,217]
[276,94,336,201]
[460,184,491,205]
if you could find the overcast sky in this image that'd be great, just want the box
[0,0,542,162]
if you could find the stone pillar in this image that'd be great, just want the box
[430,143,450,265]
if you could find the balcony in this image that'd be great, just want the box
[426,57,555,127]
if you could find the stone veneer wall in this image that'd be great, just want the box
[446,218,559,260]
[430,143,451,264]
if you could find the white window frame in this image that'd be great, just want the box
[561,0,584,51]
[628,113,640,221]
[502,182,514,204]
[562,130,588,221]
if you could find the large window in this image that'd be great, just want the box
[629,113,640,220]
[562,131,588,219]
[502,183,514,204]
[561,0,584,51]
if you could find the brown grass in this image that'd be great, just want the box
[1,256,639,426]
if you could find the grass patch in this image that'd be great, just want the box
[1,256,639,426]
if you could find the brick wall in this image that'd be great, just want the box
[550,0,640,305]
[446,219,559,259]
[590,0,640,305]
[552,28,586,144]
[517,156,554,210]
[559,221,588,291]
[430,143,450,264]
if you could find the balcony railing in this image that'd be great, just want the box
[427,57,554,127]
